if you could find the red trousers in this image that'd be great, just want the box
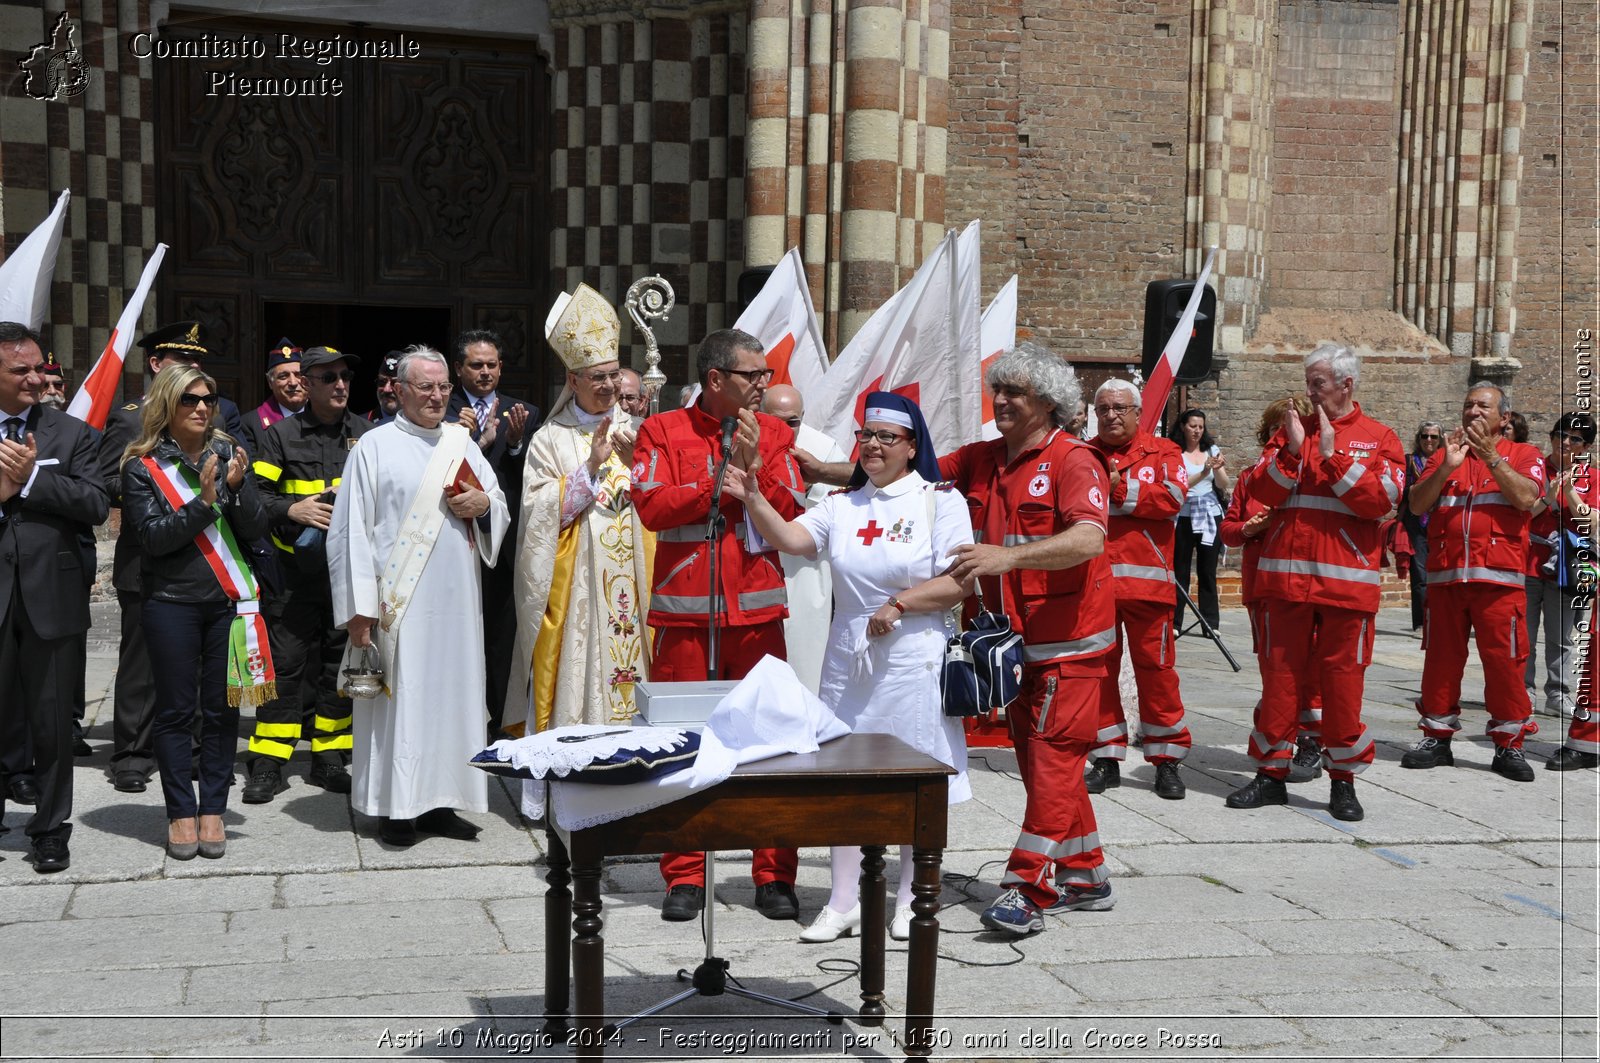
[1419,582,1533,748]
[1252,600,1376,778]
[1001,660,1108,909]
[1247,604,1322,739]
[1093,599,1191,762]
[651,621,798,889]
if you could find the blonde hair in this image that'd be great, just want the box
[1256,394,1312,447]
[121,365,235,470]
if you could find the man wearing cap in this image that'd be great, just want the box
[370,351,403,424]
[37,352,69,411]
[98,321,244,793]
[242,339,305,451]
[243,346,373,802]
[633,327,807,922]
[507,285,651,733]
[447,330,540,739]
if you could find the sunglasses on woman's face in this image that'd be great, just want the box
[178,393,218,408]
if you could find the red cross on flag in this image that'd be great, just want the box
[733,247,829,401]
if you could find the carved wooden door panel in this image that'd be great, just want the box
[153,17,550,409]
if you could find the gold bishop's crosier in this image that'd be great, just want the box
[625,275,675,414]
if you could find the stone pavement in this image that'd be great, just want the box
[0,604,1596,1061]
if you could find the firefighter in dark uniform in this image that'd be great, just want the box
[99,322,245,794]
[242,346,372,802]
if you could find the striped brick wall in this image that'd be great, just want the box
[0,0,156,383]
[1395,0,1533,365]
[744,0,950,352]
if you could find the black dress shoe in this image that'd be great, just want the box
[1084,758,1120,795]
[9,777,39,805]
[1328,779,1364,821]
[753,881,800,920]
[416,808,481,840]
[113,770,147,794]
[1491,746,1535,782]
[73,736,94,758]
[1547,746,1600,771]
[1153,762,1186,800]
[1225,773,1289,809]
[242,764,288,804]
[306,762,352,794]
[32,834,70,873]
[661,884,705,922]
[379,816,418,847]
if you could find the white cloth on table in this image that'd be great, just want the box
[328,414,510,820]
[795,470,974,804]
[521,654,850,831]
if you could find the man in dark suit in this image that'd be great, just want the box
[446,330,540,737]
[0,322,110,873]
[98,321,245,793]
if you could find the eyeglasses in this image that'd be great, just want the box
[580,370,623,385]
[855,429,911,446]
[178,393,218,408]
[309,369,355,384]
[400,381,452,395]
[1094,404,1135,417]
[721,367,775,384]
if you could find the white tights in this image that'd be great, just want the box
[825,844,915,914]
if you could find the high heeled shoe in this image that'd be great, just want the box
[197,815,226,859]
[166,819,199,861]
[798,903,861,943]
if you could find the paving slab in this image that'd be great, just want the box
[232,897,506,962]
[1231,915,1447,955]
[0,881,73,924]
[1052,954,1423,1003]
[1259,988,1495,1045]
[1393,946,1598,991]
[0,1005,265,1057]
[0,909,285,973]
[279,863,542,909]
[1435,985,1598,1033]
[67,872,279,918]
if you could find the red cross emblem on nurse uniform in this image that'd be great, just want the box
[856,520,885,545]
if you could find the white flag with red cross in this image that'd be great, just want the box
[733,247,829,401]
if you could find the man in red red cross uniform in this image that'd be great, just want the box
[1401,382,1544,780]
[632,328,807,922]
[1226,344,1404,823]
[941,340,1117,937]
[1085,378,1192,799]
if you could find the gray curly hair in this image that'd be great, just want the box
[986,339,1081,430]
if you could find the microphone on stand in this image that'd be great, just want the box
[719,416,737,459]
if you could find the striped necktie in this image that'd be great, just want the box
[475,399,491,433]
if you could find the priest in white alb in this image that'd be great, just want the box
[505,284,653,732]
[328,346,510,847]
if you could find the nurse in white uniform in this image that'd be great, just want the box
[727,391,973,943]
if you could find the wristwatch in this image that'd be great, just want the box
[1487,454,1504,470]
[886,596,906,615]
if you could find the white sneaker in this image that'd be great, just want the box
[799,904,861,943]
[890,904,914,941]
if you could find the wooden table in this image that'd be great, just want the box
[541,732,953,1060]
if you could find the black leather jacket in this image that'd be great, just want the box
[121,437,269,603]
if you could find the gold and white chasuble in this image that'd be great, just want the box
[506,402,653,732]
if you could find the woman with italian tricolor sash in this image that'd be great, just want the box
[120,366,269,860]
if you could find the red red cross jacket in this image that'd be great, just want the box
[1421,438,1545,588]
[940,430,1116,669]
[1249,402,1405,614]
[632,403,806,629]
[1089,430,1188,603]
